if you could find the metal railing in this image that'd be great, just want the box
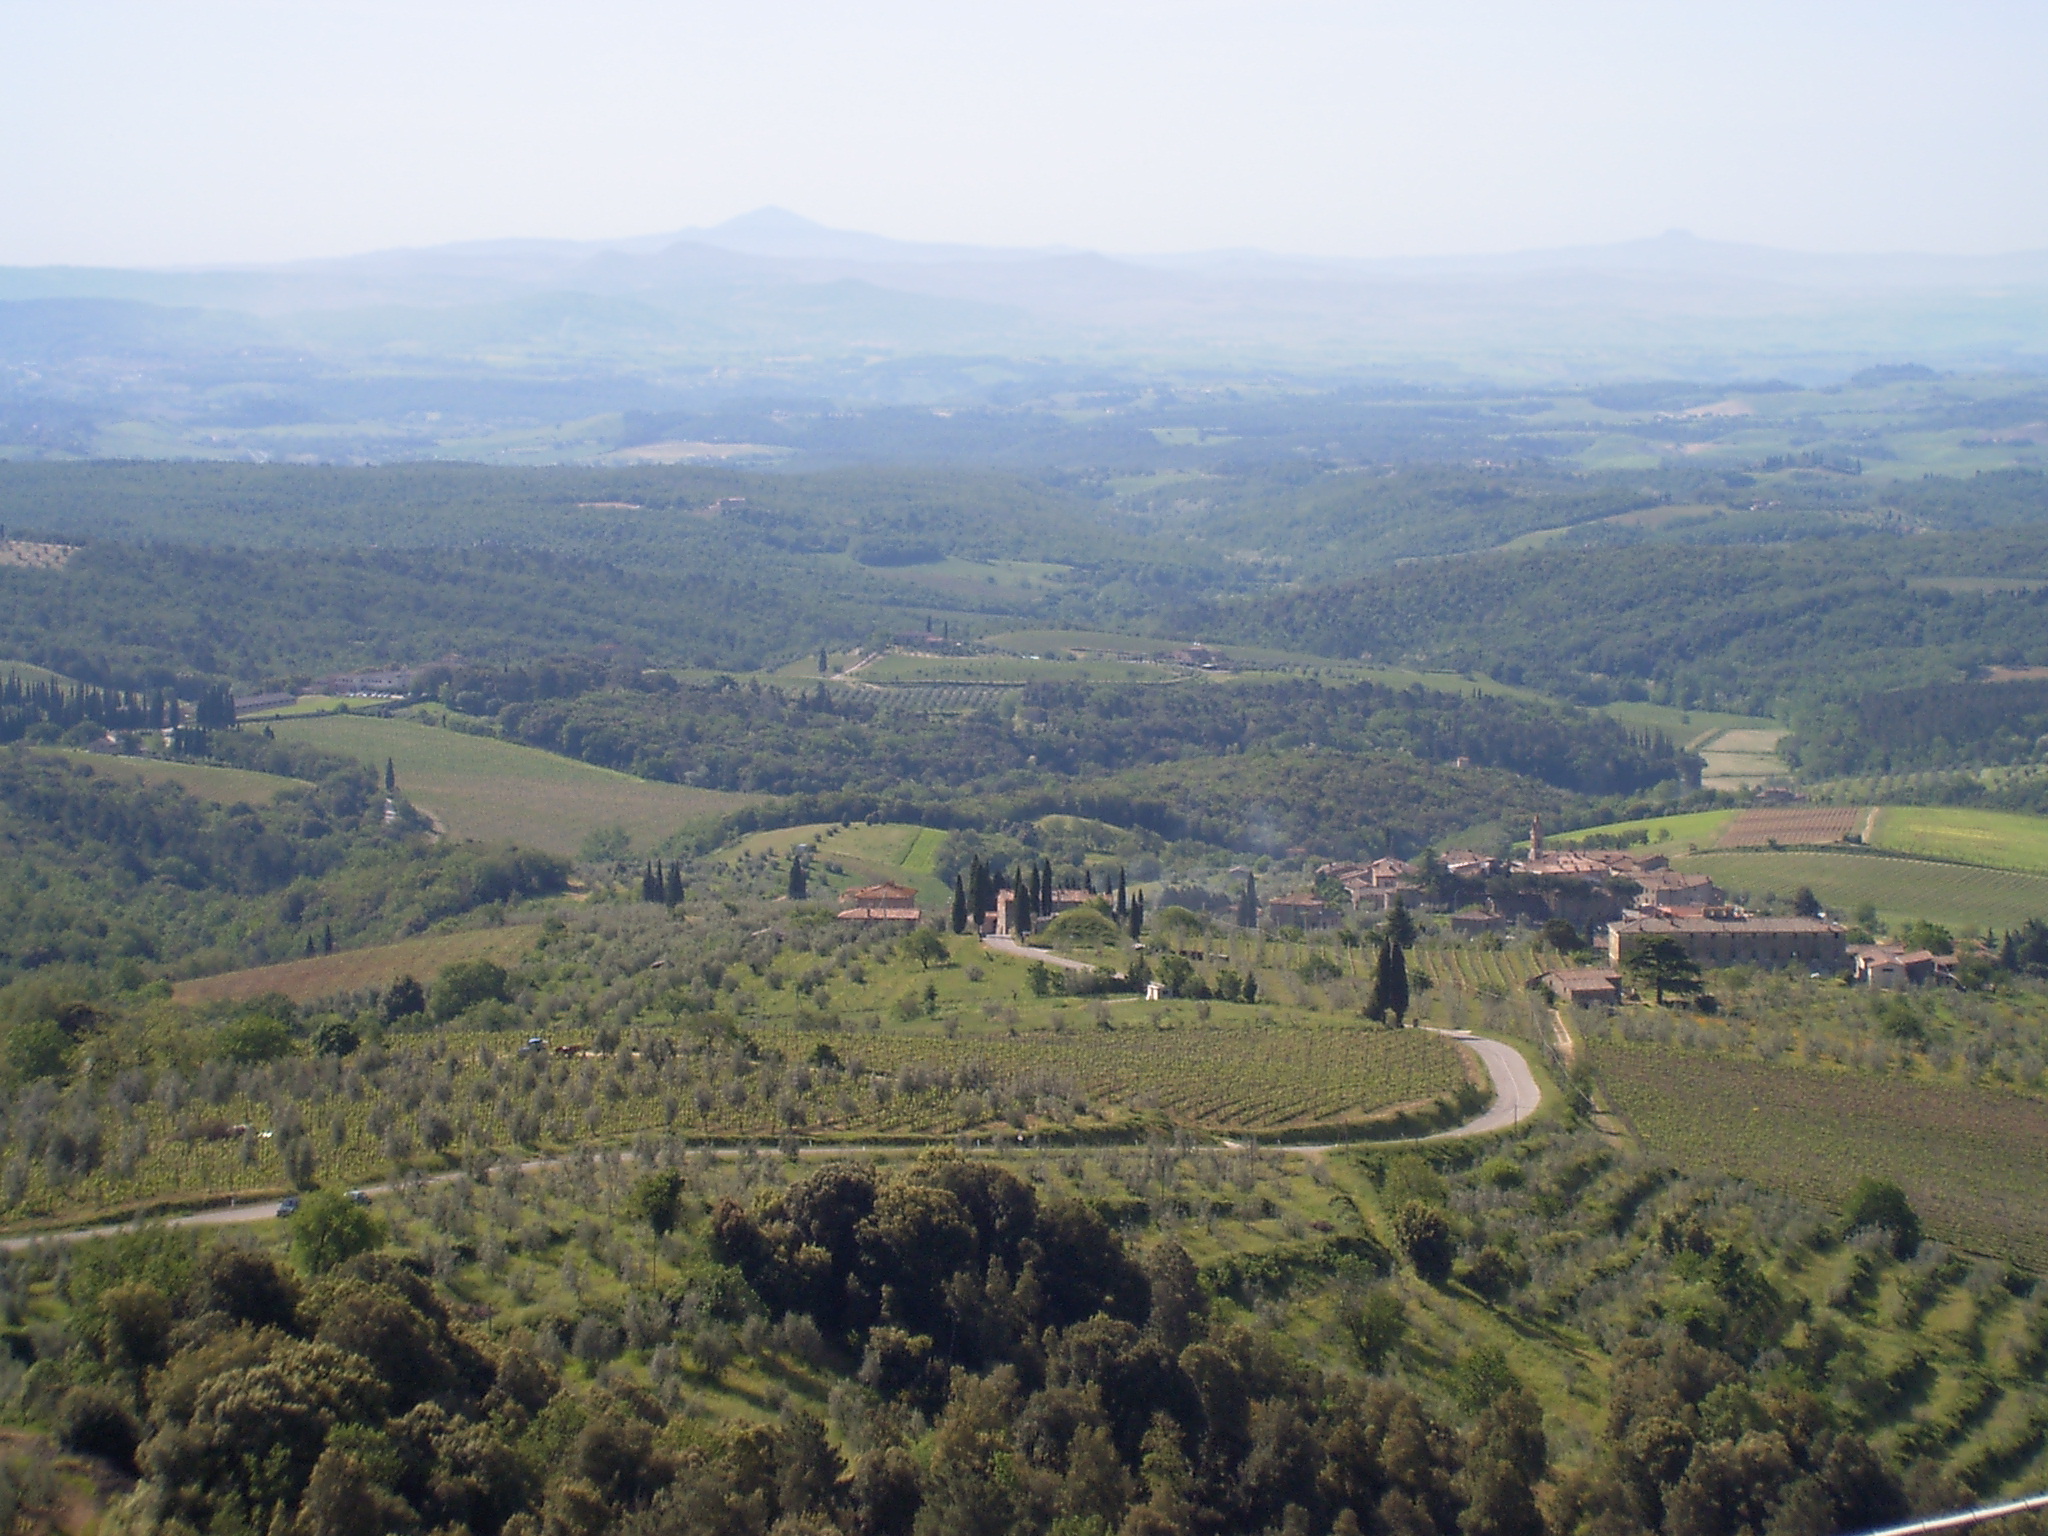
[1857,1493,2048,1536]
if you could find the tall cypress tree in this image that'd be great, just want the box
[665,864,685,908]
[951,875,968,935]
[1239,872,1260,928]
[1385,939,1411,1026]
[1115,869,1128,918]
[1039,860,1053,913]
[384,757,396,791]
[1128,890,1145,941]
[1084,869,1095,895]
[787,854,807,900]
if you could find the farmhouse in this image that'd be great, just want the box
[1450,905,1508,937]
[1266,892,1339,929]
[1849,943,1954,989]
[1317,857,1421,911]
[837,881,922,927]
[1633,870,1722,908]
[990,886,1101,937]
[1609,906,1848,971]
[1538,967,1624,1006]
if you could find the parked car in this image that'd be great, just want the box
[276,1195,300,1217]
[345,1189,372,1206]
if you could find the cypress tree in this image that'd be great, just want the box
[1116,868,1127,918]
[1128,890,1145,941]
[951,875,968,935]
[384,757,396,791]
[787,854,807,900]
[1239,871,1259,928]
[1039,860,1053,913]
[1084,869,1095,895]
[1385,940,1411,1026]
[817,647,829,674]
[1364,935,1391,1023]
[665,864,685,908]
[322,924,334,955]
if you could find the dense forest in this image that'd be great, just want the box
[1212,529,2048,715]
[1785,679,2048,777]
[449,672,1693,802]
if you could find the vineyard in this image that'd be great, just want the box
[1588,1039,2048,1270]
[866,683,1024,711]
[1679,849,2048,932]
[0,1012,1464,1228]
[1412,943,1548,995]
[1716,804,1866,847]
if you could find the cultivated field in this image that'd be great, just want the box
[172,925,543,1007]
[1590,1040,2048,1270]
[1872,806,2048,876]
[1696,727,1790,791]
[1595,701,1778,749]
[1716,804,1867,847]
[0,1007,1465,1226]
[268,714,755,858]
[720,819,953,909]
[41,749,304,805]
[1678,849,2048,932]
[1412,944,1548,996]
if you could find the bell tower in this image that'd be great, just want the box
[1529,815,1544,856]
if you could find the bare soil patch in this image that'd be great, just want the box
[1716,805,1867,847]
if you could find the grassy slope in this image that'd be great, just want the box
[1678,849,2048,933]
[724,820,954,910]
[172,924,543,1007]
[39,748,306,805]
[1591,1038,2048,1270]
[1873,806,2048,876]
[267,713,754,858]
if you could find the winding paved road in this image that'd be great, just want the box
[0,1028,1540,1252]
[1423,1030,1542,1140]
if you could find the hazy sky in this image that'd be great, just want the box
[4,0,2044,267]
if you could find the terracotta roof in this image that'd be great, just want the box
[843,882,918,905]
[835,906,922,922]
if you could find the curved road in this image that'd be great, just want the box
[0,1031,1539,1252]
[1423,1030,1542,1140]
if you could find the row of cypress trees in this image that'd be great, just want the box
[640,859,685,906]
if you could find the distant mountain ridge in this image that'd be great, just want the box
[2,208,2045,462]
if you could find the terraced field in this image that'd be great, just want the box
[1590,1039,2048,1269]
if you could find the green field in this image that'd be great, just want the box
[1591,1040,2048,1270]
[724,819,953,908]
[268,713,754,858]
[1679,849,2048,933]
[1595,700,1778,748]
[1547,807,1739,852]
[0,657,74,686]
[39,748,305,805]
[854,652,1164,685]
[234,693,353,720]
[1872,806,2048,877]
